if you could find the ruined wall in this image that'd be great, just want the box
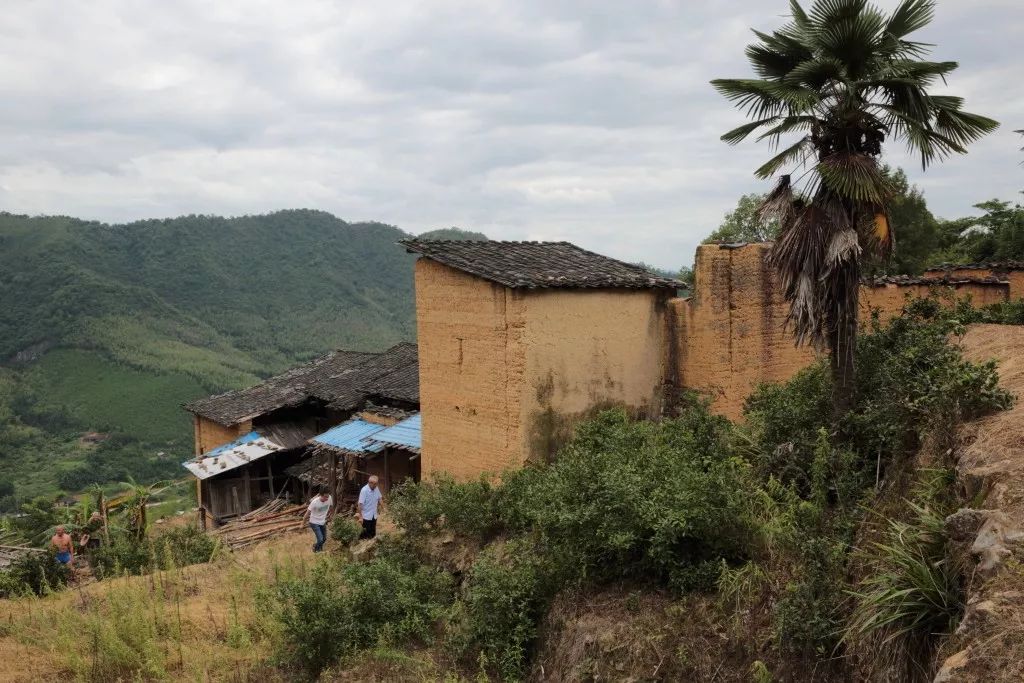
[414,258,528,480]
[520,288,670,463]
[924,266,1024,300]
[193,416,252,456]
[673,244,1011,420]
[861,280,1009,324]
[671,244,816,420]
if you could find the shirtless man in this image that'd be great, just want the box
[51,525,74,567]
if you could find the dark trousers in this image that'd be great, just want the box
[309,523,327,552]
[359,518,377,539]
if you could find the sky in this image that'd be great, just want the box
[0,0,1021,269]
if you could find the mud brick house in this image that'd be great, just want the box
[183,342,419,523]
[401,239,683,479]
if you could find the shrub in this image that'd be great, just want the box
[450,539,563,681]
[773,536,845,658]
[390,473,507,541]
[331,516,362,545]
[0,550,70,597]
[521,406,758,584]
[745,305,1012,499]
[90,524,218,578]
[272,554,454,677]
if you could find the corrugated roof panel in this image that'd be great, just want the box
[367,414,421,453]
[311,419,387,454]
[182,431,286,480]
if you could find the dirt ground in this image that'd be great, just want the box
[933,324,1024,682]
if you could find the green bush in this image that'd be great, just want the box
[272,554,454,677]
[521,406,758,584]
[773,537,845,658]
[744,305,1012,499]
[90,524,218,578]
[331,516,362,545]
[390,473,505,542]
[450,539,563,681]
[0,550,70,597]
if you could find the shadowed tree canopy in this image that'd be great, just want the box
[711,0,997,416]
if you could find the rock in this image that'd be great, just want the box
[350,537,378,562]
[970,511,1024,575]
[933,648,970,683]
[945,509,990,543]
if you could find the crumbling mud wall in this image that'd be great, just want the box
[672,244,1011,420]
[924,265,1024,300]
[193,415,252,455]
[414,258,529,480]
[520,288,670,463]
[669,244,817,420]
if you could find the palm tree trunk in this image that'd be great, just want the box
[828,261,860,421]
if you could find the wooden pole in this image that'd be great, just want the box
[266,458,276,499]
[328,450,338,509]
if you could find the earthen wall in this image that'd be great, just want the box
[414,258,528,480]
[519,288,670,463]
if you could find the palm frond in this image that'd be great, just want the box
[722,117,781,145]
[755,137,814,179]
[884,0,935,39]
[711,79,820,119]
[755,115,819,148]
[787,57,848,89]
[817,152,892,203]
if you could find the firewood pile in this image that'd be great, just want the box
[212,498,306,549]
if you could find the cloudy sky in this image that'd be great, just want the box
[1,0,1021,268]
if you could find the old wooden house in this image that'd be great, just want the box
[183,342,419,524]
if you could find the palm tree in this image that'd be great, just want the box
[712,0,997,416]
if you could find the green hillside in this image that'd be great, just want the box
[0,210,484,508]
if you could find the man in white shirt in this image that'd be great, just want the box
[357,475,383,539]
[302,488,333,552]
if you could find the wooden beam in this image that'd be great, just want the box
[266,458,276,499]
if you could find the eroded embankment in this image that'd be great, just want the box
[934,324,1024,682]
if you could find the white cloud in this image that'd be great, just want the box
[0,0,1020,269]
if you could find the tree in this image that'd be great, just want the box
[879,166,939,275]
[704,193,780,243]
[711,0,997,416]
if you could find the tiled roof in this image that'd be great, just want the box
[400,239,682,290]
[926,261,1024,272]
[185,343,418,426]
[863,275,1009,287]
[309,342,419,411]
[362,361,419,404]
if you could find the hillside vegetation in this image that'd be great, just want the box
[0,210,481,506]
[0,303,1015,682]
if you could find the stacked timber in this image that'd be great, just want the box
[212,498,306,549]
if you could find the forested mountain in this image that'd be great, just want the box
[0,210,482,507]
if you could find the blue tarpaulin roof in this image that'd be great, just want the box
[367,414,421,453]
[311,419,387,454]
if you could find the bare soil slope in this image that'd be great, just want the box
[934,324,1024,682]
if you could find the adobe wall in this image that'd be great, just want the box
[193,415,252,456]
[414,258,528,480]
[519,288,670,463]
[861,280,1009,324]
[673,244,1011,420]
[670,244,816,420]
[924,266,1024,300]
